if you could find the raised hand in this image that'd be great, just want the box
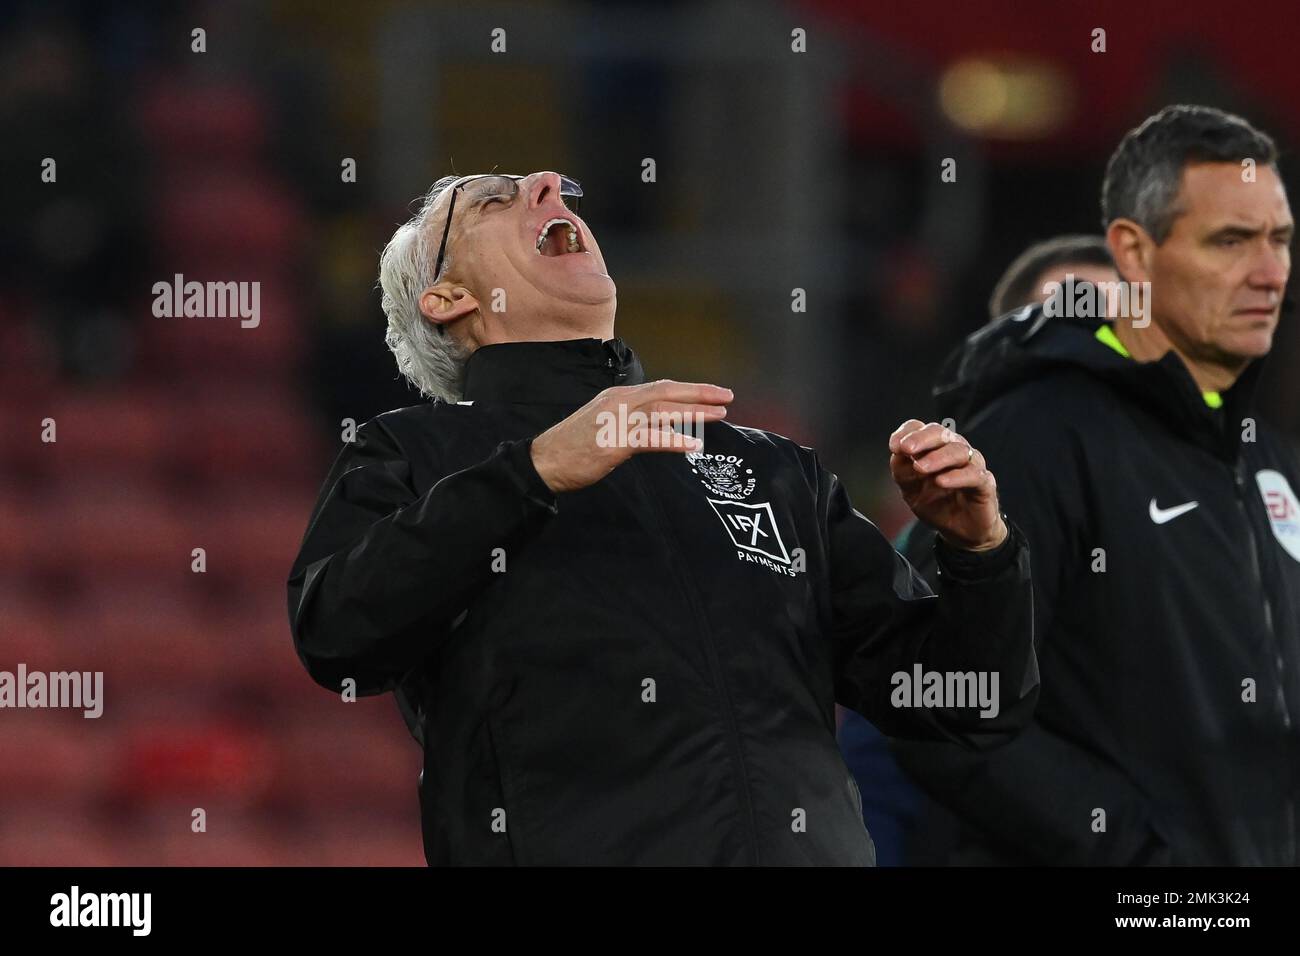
[889,419,1007,552]
[530,380,734,494]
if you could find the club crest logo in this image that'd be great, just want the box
[687,452,800,576]
[686,452,756,500]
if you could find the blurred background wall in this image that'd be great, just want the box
[2,0,1298,864]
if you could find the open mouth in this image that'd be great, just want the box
[535,217,585,257]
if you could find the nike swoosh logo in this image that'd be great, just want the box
[1149,498,1199,524]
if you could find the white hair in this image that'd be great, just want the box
[378,175,471,401]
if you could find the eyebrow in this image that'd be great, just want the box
[1206,223,1295,240]
[465,180,516,210]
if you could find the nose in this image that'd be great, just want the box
[524,171,565,211]
[1249,242,1290,294]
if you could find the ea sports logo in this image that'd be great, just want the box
[1256,469,1300,563]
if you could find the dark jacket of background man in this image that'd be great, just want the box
[891,306,1300,865]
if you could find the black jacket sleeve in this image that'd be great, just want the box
[822,461,1039,750]
[888,392,1175,864]
[286,417,558,695]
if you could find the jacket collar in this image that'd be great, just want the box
[1125,348,1263,462]
[936,308,1264,462]
[461,337,646,404]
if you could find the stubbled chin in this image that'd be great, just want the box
[1220,328,1274,360]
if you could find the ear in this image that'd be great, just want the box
[418,283,480,332]
[1106,219,1153,284]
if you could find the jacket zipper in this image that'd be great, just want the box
[629,456,762,863]
[1232,460,1298,862]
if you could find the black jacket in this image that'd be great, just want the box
[287,337,1038,865]
[888,307,1300,865]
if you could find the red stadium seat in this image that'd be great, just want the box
[37,389,176,479]
[150,171,306,266]
[134,79,268,166]
[36,484,193,579]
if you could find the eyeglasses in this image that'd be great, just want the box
[431,173,584,284]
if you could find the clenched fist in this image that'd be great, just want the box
[889,420,1007,552]
[530,380,734,494]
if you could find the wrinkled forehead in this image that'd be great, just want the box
[1178,161,1291,221]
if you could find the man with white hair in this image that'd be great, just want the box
[287,170,1039,865]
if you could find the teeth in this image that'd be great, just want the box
[535,217,582,254]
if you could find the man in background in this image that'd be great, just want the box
[880,104,1300,865]
[840,233,1117,863]
[986,234,1118,321]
